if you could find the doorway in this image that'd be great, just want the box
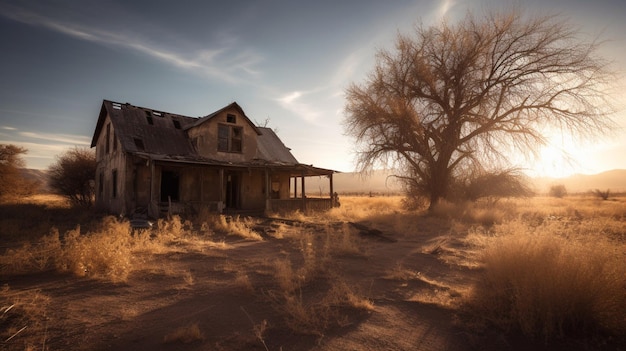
[225,172,241,209]
[160,170,180,202]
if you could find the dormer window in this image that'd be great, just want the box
[172,119,181,129]
[226,114,236,124]
[218,124,243,153]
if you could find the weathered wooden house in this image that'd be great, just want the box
[90,100,336,218]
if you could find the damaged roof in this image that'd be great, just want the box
[90,100,328,173]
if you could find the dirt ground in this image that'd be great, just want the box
[3,215,624,351]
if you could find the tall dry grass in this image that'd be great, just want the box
[0,215,221,282]
[266,224,373,336]
[465,209,626,341]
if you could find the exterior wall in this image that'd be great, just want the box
[187,107,259,163]
[94,115,129,215]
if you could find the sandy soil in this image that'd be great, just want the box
[3,217,622,351]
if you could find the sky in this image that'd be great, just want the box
[0,0,625,178]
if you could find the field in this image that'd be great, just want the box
[1,194,625,350]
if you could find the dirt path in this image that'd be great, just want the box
[5,220,483,351]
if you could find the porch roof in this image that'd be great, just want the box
[132,152,336,177]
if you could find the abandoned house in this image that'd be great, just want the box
[90,100,337,218]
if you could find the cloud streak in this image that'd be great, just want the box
[0,4,263,84]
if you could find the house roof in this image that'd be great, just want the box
[91,100,196,155]
[185,102,261,135]
[90,100,334,175]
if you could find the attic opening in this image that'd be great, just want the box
[160,170,180,202]
[226,114,236,123]
[145,110,154,125]
[172,119,181,129]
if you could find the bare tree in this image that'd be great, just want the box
[0,144,39,200]
[48,147,96,207]
[344,10,616,210]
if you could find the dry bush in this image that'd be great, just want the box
[58,220,133,282]
[466,227,626,341]
[163,323,204,344]
[0,215,206,282]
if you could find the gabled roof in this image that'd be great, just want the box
[185,101,261,135]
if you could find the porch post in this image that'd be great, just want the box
[218,168,224,213]
[265,168,271,214]
[329,173,334,206]
[301,171,306,213]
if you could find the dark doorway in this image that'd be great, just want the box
[225,172,241,209]
[160,170,180,202]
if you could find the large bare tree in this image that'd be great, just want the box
[344,10,616,209]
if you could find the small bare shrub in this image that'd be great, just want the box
[593,189,610,200]
[548,184,567,198]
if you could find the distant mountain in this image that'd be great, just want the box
[305,170,403,195]
[532,169,626,194]
[312,169,626,196]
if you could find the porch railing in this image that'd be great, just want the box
[269,198,333,214]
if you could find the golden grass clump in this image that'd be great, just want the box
[207,215,263,241]
[58,221,133,282]
[466,225,626,340]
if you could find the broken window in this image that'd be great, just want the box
[217,124,243,153]
[226,113,236,123]
[133,138,145,151]
[172,119,181,129]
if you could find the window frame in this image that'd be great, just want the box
[217,123,243,153]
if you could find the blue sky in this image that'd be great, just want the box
[0,0,625,177]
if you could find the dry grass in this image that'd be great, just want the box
[266,226,373,337]
[0,214,229,283]
[464,205,626,341]
[0,285,50,351]
[204,214,263,241]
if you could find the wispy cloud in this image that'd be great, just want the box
[437,0,456,18]
[276,91,322,123]
[1,126,16,131]
[19,131,90,145]
[0,4,263,84]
